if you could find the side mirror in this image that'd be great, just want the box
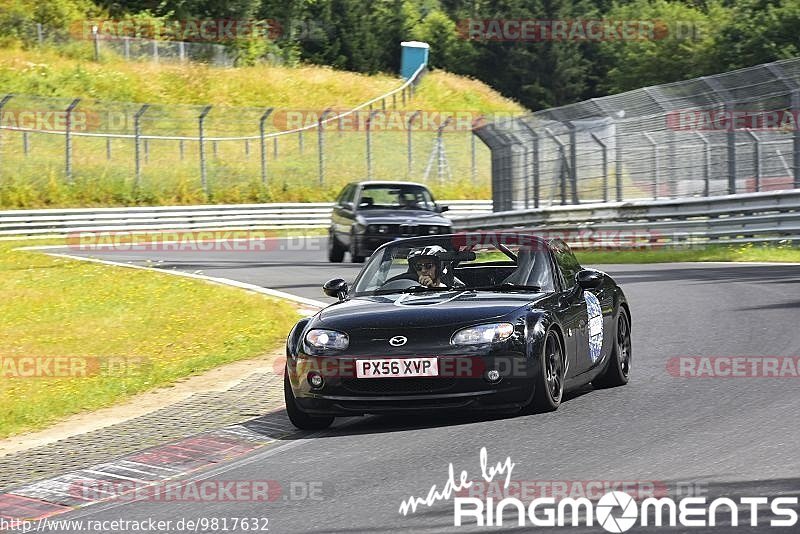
[576,269,603,290]
[323,278,348,300]
[437,205,449,213]
[342,201,354,211]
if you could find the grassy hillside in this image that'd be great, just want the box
[0,48,523,208]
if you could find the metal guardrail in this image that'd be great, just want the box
[454,190,800,247]
[0,200,492,236]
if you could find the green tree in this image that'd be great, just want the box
[598,0,725,94]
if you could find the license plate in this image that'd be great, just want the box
[355,358,438,378]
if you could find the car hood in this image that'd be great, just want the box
[313,290,548,331]
[356,209,451,225]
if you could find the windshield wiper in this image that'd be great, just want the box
[401,285,454,294]
[462,283,542,292]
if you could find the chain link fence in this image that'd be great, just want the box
[0,66,496,206]
[476,58,800,211]
[12,22,235,66]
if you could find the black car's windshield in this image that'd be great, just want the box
[351,235,557,296]
[356,185,436,211]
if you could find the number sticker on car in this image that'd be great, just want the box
[355,358,438,378]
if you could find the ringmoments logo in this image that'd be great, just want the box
[398,448,799,530]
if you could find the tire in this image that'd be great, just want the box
[524,329,565,413]
[284,370,334,430]
[593,309,632,388]
[327,231,344,263]
[349,233,365,263]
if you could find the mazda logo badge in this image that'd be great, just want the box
[389,336,407,347]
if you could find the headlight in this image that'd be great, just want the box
[306,329,349,350]
[451,323,514,345]
[378,225,389,234]
[427,226,439,234]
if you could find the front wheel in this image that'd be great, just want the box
[327,231,344,263]
[349,233,365,263]
[523,329,564,413]
[593,309,632,388]
[284,370,334,430]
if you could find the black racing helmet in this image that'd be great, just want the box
[407,245,450,279]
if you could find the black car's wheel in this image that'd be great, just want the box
[593,309,632,388]
[525,329,564,413]
[327,231,344,263]
[349,232,365,263]
[284,370,334,430]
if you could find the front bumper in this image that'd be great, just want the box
[286,352,538,416]
[353,230,451,257]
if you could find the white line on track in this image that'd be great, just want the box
[27,249,328,310]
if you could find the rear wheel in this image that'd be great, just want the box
[327,231,344,263]
[593,309,632,388]
[284,370,334,430]
[524,330,564,413]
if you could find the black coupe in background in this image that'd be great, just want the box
[285,232,632,430]
[327,181,452,263]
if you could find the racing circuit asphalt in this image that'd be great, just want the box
[40,238,800,533]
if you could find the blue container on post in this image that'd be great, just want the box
[400,41,429,80]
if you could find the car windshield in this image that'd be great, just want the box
[351,235,557,296]
[356,185,436,211]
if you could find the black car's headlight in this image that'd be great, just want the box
[306,329,349,350]
[451,323,514,345]
[427,226,439,234]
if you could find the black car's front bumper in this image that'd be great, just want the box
[352,230,451,257]
[286,352,538,416]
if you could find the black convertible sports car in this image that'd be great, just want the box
[284,232,631,430]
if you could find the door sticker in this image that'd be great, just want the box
[584,291,603,363]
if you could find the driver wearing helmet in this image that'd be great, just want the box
[407,245,449,288]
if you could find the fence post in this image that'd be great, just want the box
[518,120,541,209]
[179,140,185,160]
[152,40,159,64]
[406,110,421,176]
[65,98,80,183]
[0,95,11,179]
[318,108,333,186]
[23,132,29,156]
[298,130,304,154]
[36,23,43,45]
[695,133,711,197]
[703,77,737,194]
[105,137,111,160]
[615,124,623,201]
[793,89,800,189]
[566,122,579,204]
[133,104,149,188]
[644,132,659,199]
[591,133,609,203]
[745,130,761,192]
[258,109,273,184]
[198,105,212,194]
[273,137,278,159]
[92,26,100,61]
[366,110,381,179]
[178,41,186,63]
[545,128,567,205]
[436,117,453,184]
